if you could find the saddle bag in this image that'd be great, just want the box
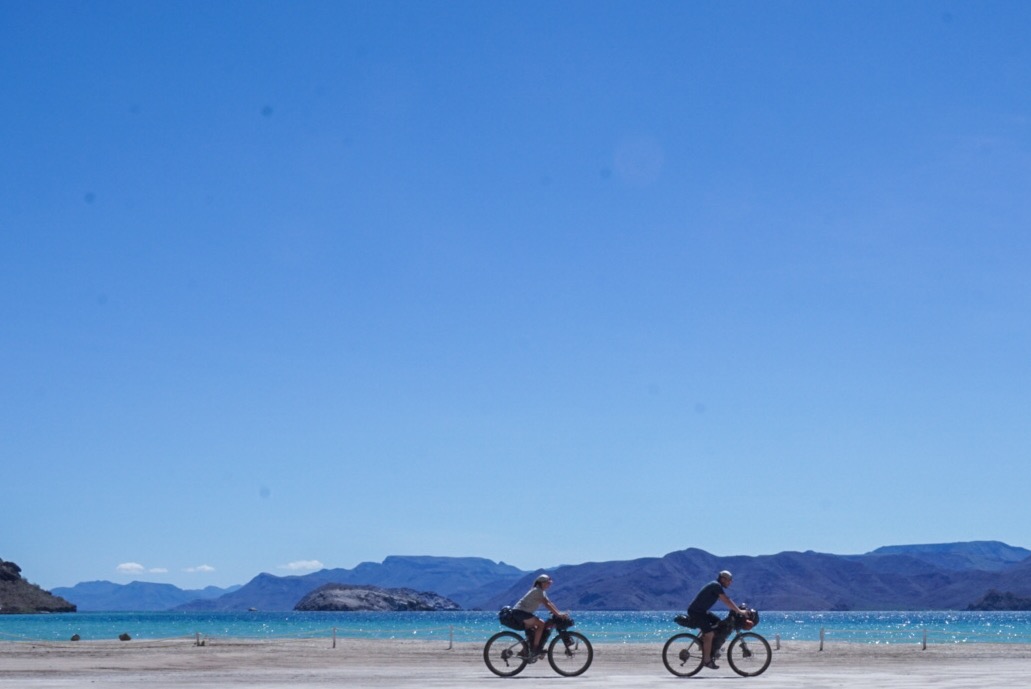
[498,606,523,631]
[674,614,693,628]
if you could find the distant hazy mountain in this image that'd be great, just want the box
[52,580,240,611]
[863,542,1031,572]
[58,541,1031,613]
[482,541,1031,611]
[174,556,526,612]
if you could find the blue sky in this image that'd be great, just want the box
[3,0,1030,591]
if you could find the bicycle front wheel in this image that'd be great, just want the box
[483,631,529,677]
[547,631,593,677]
[662,632,704,677]
[727,632,772,677]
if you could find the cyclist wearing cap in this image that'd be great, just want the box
[686,570,748,670]
[510,573,569,655]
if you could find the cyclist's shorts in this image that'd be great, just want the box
[510,610,535,628]
[686,611,720,633]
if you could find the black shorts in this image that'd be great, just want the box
[687,610,720,633]
[510,610,536,628]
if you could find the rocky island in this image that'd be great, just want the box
[294,584,461,611]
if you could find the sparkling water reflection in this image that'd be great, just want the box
[3,611,1031,644]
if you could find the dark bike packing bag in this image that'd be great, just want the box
[498,606,523,631]
[674,613,694,628]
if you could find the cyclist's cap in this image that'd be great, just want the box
[719,570,733,580]
[535,574,552,585]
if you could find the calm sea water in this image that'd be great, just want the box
[4,611,1031,644]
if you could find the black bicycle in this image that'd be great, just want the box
[484,613,593,677]
[662,608,772,677]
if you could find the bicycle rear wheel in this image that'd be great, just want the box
[483,631,529,677]
[727,632,772,677]
[661,632,704,677]
[547,631,593,677]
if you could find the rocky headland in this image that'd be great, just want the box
[966,589,1031,611]
[0,559,76,613]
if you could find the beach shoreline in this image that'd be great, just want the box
[3,638,1031,687]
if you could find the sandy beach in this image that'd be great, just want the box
[3,638,1030,688]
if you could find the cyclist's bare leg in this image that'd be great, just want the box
[701,630,715,664]
[523,616,544,653]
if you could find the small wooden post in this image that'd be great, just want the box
[922,629,927,650]
[775,633,781,650]
[332,627,337,649]
[448,625,454,650]
[819,627,825,651]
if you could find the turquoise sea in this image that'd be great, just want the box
[4,611,1031,645]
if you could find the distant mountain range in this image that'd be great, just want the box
[50,580,240,611]
[48,541,1031,612]
[484,541,1031,611]
[170,556,523,612]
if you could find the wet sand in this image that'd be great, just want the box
[2,638,1030,687]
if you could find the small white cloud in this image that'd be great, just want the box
[149,567,169,574]
[280,560,325,572]
[116,562,146,574]
[184,564,216,573]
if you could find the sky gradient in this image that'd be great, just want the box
[3,0,1031,590]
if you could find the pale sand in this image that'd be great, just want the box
[2,638,1030,687]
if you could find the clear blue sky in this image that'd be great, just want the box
[3,0,1030,591]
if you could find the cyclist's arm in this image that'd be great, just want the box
[544,599,566,618]
[719,592,746,613]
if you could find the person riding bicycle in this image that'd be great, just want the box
[510,573,569,656]
[686,569,748,670]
